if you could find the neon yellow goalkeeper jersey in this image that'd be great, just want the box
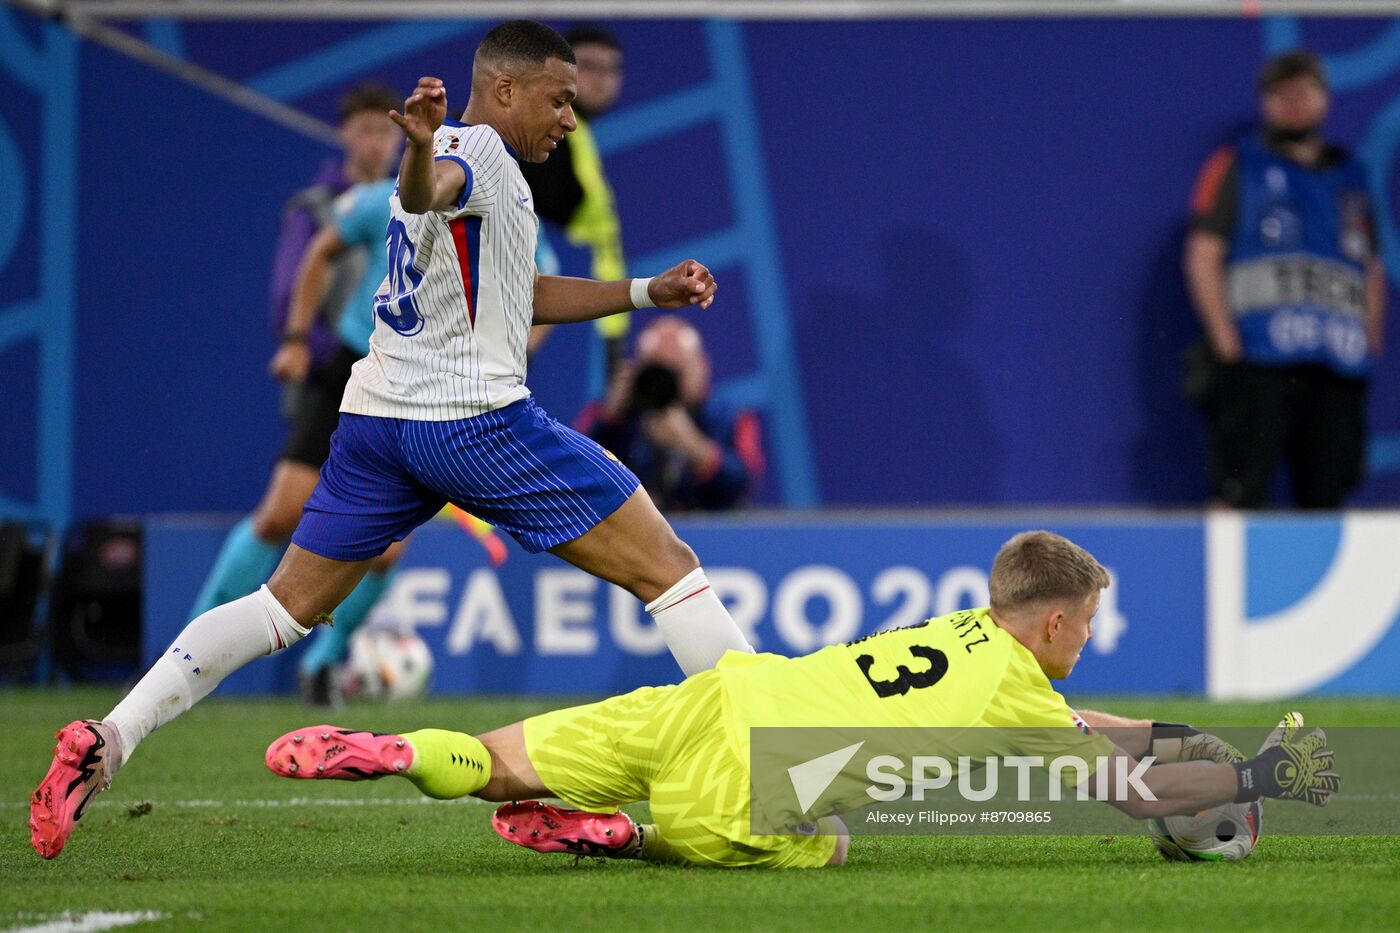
[717,608,1114,760]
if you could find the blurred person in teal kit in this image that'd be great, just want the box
[187,86,401,707]
[1185,50,1387,509]
[197,167,562,704]
[190,174,399,705]
[266,176,403,704]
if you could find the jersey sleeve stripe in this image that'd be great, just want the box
[449,215,483,328]
[734,411,766,478]
[1190,146,1236,216]
[434,154,475,210]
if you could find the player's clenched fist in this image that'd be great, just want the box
[648,260,718,310]
[268,340,312,383]
[390,77,447,147]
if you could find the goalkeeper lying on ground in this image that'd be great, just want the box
[266,530,1339,868]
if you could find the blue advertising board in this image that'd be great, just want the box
[1205,512,1400,698]
[144,514,1206,697]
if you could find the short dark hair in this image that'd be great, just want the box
[477,20,576,70]
[1259,50,1328,93]
[337,82,398,124]
[564,26,620,53]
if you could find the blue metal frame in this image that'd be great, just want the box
[144,17,186,57]
[591,20,820,506]
[0,9,76,530]
[1,14,821,517]
[245,20,487,101]
[247,16,820,506]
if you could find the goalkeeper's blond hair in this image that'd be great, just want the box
[988,531,1109,612]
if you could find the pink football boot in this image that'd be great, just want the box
[264,726,413,780]
[30,720,119,860]
[491,800,637,857]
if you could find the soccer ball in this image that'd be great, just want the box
[1147,800,1262,861]
[343,629,433,702]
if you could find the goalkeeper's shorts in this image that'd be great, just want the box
[522,669,838,869]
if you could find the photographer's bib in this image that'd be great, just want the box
[1226,135,1375,377]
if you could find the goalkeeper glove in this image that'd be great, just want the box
[1149,722,1245,764]
[1257,710,1306,755]
[1233,712,1340,807]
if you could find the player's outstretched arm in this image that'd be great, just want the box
[390,77,466,214]
[1095,751,1238,820]
[271,226,348,383]
[533,259,717,325]
[1076,709,1244,763]
[1074,709,1151,756]
[1094,713,1339,819]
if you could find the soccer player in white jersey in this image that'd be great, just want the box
[30,20,753,860]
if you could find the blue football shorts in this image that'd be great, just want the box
[291,396,641,561]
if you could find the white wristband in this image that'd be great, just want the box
[630,277,656,310]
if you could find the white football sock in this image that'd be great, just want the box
[104,585,309,766]
[646,567,753,677]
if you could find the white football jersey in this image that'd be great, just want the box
[341,120,538,420]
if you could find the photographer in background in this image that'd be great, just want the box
[574,316,765,512]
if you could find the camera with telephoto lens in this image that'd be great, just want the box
[628,363,681,413]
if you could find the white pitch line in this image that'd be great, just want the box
[1,911,168,933]
[8,793,1400,808]
[3,796,493,810]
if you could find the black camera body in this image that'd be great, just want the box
[629,363,681,413]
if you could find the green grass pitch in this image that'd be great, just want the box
[4,687,1399,931]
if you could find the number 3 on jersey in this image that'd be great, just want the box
[856,644,950,698]
[375,218,425,336]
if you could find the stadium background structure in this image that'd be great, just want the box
[9,5,1400,526]
[5,5,1400,925]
